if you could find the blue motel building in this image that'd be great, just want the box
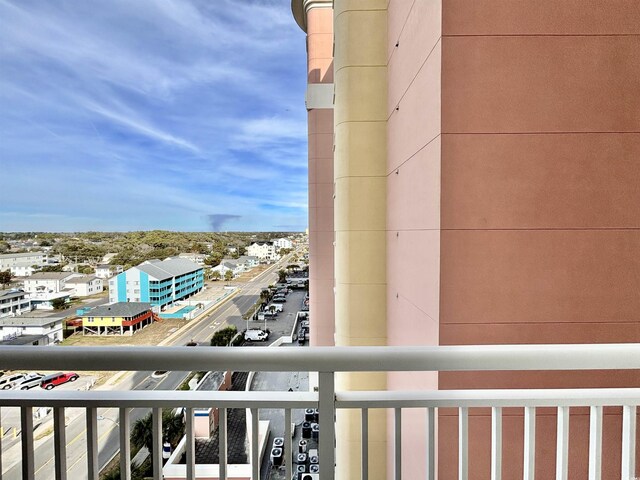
[108,258,204,309]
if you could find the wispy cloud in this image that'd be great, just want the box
[0,0,309,232]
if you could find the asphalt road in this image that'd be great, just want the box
[0,255,292,480]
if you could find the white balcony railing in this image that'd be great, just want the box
[0,344,639,480]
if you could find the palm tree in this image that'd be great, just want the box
[224,270,234,282]
[131,410,185,455]
[130,414,153,453]
[277,269,287,283]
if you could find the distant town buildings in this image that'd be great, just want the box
[246,242,277,261]
[177,253,207,267]
[210,256,260,279]
[65,275,103,297]
[95,264,124,279]
[0,251,48,277]
[23,272,73,294]
[273,238,293,251]
[109,258,204,309]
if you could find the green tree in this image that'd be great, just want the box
[210,326,238,346]
[224,270,234,282]
[40,265,64,272]
[277,269,287,283]
[0,270,12,288]
[130,409,185,462]
[204,252,224,267]
[51,297,67,310]
[259,289,271,303]
[210,270,221,281]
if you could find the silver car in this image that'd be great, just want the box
[13,373,44,390]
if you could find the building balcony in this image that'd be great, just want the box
[0,344,638,480]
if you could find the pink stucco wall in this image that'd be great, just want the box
[386,1,442,478]
[306,7,335,346]
[385,0,640,478]
[438,1,640,478]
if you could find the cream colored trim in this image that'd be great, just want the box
[306,83,335,110]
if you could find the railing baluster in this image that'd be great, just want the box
[251,407,259,480]
[186,407,195,480]
[152,407,162,480]
[395,408,402,480]
[284,408,292,480]
[319,371,336,480]
[491,407,502,480]
[119,408,131,480]
[621,405,637,479]
[53,407,67,480]
[556,407,569,480]
[0,406,3,476]
[524,407,536,480]
[21,406,34,480]
[362,408,369,480]
[459,407,468,480]
[426,407,435,480]
[86,407,98,480]
[588,406,602,480]
[219,407,227,480]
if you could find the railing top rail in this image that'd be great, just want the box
[336,387,640,408]
[0,390,318,409]
[1,344,639,372]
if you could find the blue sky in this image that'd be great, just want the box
[0,0,309,232]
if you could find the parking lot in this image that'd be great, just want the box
[0,371,97,448]
[227,289,307,346]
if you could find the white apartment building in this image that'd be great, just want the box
[65,275,104,297]
[273,238,293,251]
[0,289,32,317]
[246,242,277,261]
[95,264,124,279]
[0,251,48,277]
[23,272,73,294]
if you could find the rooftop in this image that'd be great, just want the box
[0,289,27,300]
[65,275,99,284]
[25,272,73,281]
[136,258,202,281]
[82,302,152,318]
[0,316,65,327]
[0,252,46,260]
[0,334,47,346]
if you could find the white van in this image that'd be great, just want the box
[0,373,27,390]
[244,329,269,342]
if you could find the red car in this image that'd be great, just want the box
[41,372,79,390]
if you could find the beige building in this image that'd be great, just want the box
[292,1,640,479]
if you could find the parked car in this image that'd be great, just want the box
[268,303,284,313]
[272,296,286,304]
[0,373,27,390]
[41,372,79,390]
[13,373,44,390]
[244,329,269,342]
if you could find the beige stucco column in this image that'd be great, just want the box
[333,1,388,479]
